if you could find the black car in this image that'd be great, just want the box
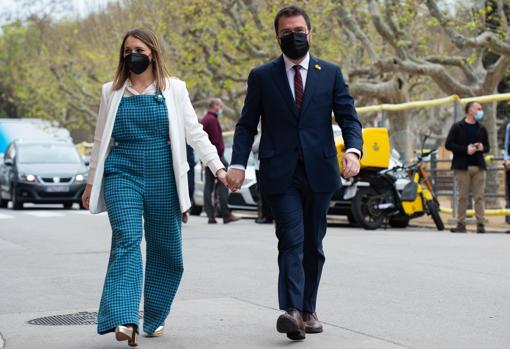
[0,140,88,209]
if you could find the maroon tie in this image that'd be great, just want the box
[293,65,304,112]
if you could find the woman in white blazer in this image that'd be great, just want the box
[81,28,227,346]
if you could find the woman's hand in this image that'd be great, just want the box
[216,169,229,188]
[81,184,92,209]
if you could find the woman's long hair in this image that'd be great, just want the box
[112,28,170,91]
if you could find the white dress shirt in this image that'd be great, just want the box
[124,80,157,96]
[283,53,309,100]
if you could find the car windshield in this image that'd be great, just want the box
[17,143,81,164]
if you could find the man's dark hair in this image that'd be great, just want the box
[274,6,311,34]
[464,101,479,114]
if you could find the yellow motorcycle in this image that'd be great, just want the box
[350,149,444,231]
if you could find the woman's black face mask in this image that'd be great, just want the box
[125,53,150,75]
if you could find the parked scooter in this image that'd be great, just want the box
[350,148,445,231]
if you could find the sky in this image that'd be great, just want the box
[0,0,114,24]
[0,0,467,26]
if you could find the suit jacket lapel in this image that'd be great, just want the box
[300,55,320,117]
[271,56,298,117]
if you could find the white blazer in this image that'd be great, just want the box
[87,77,224,214]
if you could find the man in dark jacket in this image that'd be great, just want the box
[445,101,489,233]
[201,98,239,224]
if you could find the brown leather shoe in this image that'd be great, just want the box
[276,308,306,340]
[450,223,466,233]
[302,312,323,333]
[223,214,240,224]
[208,218,217,224]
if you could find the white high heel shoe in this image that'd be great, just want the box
[115,325,138,347]
[145,325,164,337]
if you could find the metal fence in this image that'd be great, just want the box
[423,154,508,218]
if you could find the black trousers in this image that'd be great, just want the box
[204,157,230,218]
[255,170,273,220]
[266,161,333,312]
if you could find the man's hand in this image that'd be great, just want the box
[504,160,510,169]
[467,144,477,155]
[81,184,92,209]
[474,142,484,152]
[216,169,228,187]
[226,168,245,192]
[342,152,360,179]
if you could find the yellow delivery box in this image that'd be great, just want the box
[335,128,390,171]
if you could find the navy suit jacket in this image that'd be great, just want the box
[232,55,363,194]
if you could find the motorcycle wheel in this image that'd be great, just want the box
[351,187,385,230]
[426,200,444,231]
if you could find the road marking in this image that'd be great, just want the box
[0,213,13,219]
[22,211,66,218]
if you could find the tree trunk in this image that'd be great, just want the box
[387,110,414,163]
[483,101,500,208]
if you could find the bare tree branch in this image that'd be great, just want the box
[367,0,408,59]
[483,55,510,92]
[374,58,475,96]
[336,4,378,62]
[350,76,406,100]
[426,0,510,55]
[496,0,509,35]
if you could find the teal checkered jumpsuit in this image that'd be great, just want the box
[97,93,183,335]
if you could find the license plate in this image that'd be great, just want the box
[45,186,70,192]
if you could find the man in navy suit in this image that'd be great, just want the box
[227,5,363,341]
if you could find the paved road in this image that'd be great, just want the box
[0,206,509,349]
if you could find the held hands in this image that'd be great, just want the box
[81,184,92,209]
[342,152,360,179]
[226,168,245,192]
[216,169,229,188]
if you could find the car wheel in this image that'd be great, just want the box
[11,187,23,210]
[189,204,202,216]
[347,213,358,226]
[63,202,73,209]
[0,191,8,208]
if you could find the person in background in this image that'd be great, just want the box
[182,144,196,224]
[201,98,239,224]
[252,133,273,224]
[445,101,489,234]
[504,122,510,234]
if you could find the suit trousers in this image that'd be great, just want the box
[204,156,230,218]
[455,166,486,225]
[266,161,333,313]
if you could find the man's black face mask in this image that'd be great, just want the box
[279,32,309,60]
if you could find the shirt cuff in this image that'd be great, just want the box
[229,164,246,171]
[345,148,361,158]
